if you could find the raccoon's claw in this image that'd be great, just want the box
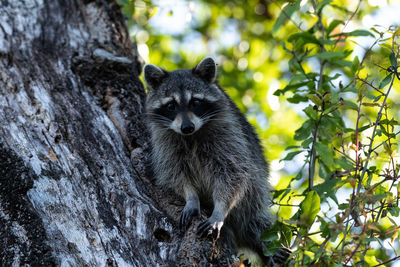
[180,207,199,230]
[197,219,224,239]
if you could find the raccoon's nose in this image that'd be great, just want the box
[181,122,195,134]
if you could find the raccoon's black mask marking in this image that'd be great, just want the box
[189,99,219,119]
[154,98,219,122]
[154,101,179,122]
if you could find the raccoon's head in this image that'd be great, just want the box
[144,57,226,136]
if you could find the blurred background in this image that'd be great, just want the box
[118,0,400,264]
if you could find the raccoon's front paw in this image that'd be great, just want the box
[180,206,199,230]
[197,218,224,239]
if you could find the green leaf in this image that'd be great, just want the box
[323,105,337,115]
[380,118,399,126]
[282,150,303,161]
[272,0,301,33]
[304,105,319,120]
[314,177,338,204]
[379,74,393,89]
[294,38,305,50]
[313,51,345,60]
[278,222,293,248]
[274,81,309,96]
[294,171,303,180]
[343,100,358,110]
[260,227,279,242]
[390,52,397,67]
[261,221,294,255]
[285,145,300,151]
[287,94,308,103]
[388,207,400,217]
[294,120,313,141]
[362,102,380,107]
[300,191,321,226]
[332,60,353,68]
[326,19,344,36]
[346,29,374,37]
[301,138,313,149]
[358,124,372,132]
[306,94,322,106]
[315,142,334,166]
[318,159,330,178]
[335,157,353,170]
[373,95,382,102]
[288,32,320,44]
[342,86,358,93]
[317,0,332,13]
[332,29,374,37]
[352,56,360,72]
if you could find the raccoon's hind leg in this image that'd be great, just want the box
[241,227,292,266]
[251,240,291,266]
[180,184,200,230]
[271,247,292,265]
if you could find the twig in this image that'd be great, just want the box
[373,255,400,267]
[356,74,396,194]
[371,129,400,152]
[356,77,385,95]
[339,96,363,262]
[333,0,362,48]
[334,148,356,163]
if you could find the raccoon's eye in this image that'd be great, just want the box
[166,102,176,111]
[191,99,202,107]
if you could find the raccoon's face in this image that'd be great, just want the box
[144,57,224,136]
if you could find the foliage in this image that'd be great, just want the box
[118,0,400,265]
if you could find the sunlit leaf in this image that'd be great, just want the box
[300,191,321,226]
[306,94,322,106]
[332,29,374,37]
[352,56,360,72]
[317,0,332,14]
[315,142,334,166]
[272,0,301,34]
[326,19,344,36]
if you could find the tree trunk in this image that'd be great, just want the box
[0,1,232,266]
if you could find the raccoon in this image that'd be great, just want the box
[144,57,290,265]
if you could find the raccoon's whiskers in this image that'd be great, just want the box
[146,113,171,127]
[201,109,222,120]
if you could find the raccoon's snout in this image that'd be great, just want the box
[181,121,195,135]
[170,112,202,135]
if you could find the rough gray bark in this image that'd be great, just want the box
[0,0,233,266]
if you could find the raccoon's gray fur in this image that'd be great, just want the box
[144,57,289,265]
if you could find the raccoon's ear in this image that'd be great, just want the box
[143,64,168,90]
[192,57,217,84]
